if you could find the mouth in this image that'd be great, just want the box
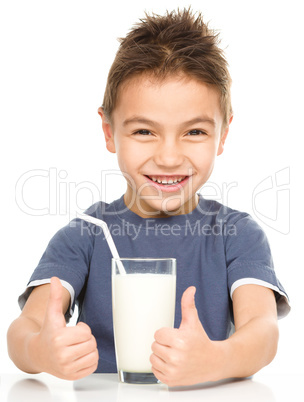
[144,174,190,192]
[145,175,187,185]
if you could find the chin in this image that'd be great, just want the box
[153,199,188,216]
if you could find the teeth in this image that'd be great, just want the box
[148,175,186,185]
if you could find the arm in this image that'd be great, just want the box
[222,284,278,378]
[150,285,278,387]
[7,277,99,380]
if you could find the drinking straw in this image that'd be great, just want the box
[77,213,126,275]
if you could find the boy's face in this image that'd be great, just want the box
[100,74,230,218]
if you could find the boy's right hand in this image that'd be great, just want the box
[30,277,99,380]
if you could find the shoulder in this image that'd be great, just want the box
[199,197,259,230]
[197,197,269,249]
[82,196,124,220]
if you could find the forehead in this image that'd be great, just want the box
[112,74,223,129]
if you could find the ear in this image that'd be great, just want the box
[98,107,116,153]
[217,115,233,156]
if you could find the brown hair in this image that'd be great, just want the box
[102,8,232,128]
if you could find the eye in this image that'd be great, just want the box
[186,129,207,136]
[133,129,153,136]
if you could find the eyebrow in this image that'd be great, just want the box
[122,116,216,129]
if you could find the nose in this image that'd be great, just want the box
[153,138,185,169]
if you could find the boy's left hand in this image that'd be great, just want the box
[150,286,223,387]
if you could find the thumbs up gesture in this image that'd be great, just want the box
[31,277,99,380]
[150,287,223,387]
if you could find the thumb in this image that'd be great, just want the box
[179,286,201,330]
[45,277,66,329]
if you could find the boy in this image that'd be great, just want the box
[7,8,289,387]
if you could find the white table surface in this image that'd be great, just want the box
[0,372,302,402]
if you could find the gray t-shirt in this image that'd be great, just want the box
[19,195,290,373]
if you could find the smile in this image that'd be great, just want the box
[144,175,190,192]
[146,175,187,185]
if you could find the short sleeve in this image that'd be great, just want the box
[18,218,95,321]
[225,214,290,319]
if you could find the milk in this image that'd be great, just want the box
[112,273,176,373]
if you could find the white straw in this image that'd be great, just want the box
[77,213,126,275]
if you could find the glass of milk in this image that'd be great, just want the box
[112,258,176,384]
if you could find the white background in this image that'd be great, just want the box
[0,0,303,377]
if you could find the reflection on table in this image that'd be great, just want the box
[0,372,301,402]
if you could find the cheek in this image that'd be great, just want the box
[116,143,141,174]
[117,141,151,167]
[116,152,130,174]
[193,144,218,168]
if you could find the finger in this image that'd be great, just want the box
[151,341,171,362]
[58,354,99,381]
[151,366,168,385]
[68,360,99,381]
[61,348,99,379]
[63,323,94,345]
[68,336,98,361]
[150,353,167,375]
[71,348,99,372]
[76,321,92,332]
[179,286,200,330]
[74,322,93,342]
[154,327,178,347]
[45,277,66,329]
